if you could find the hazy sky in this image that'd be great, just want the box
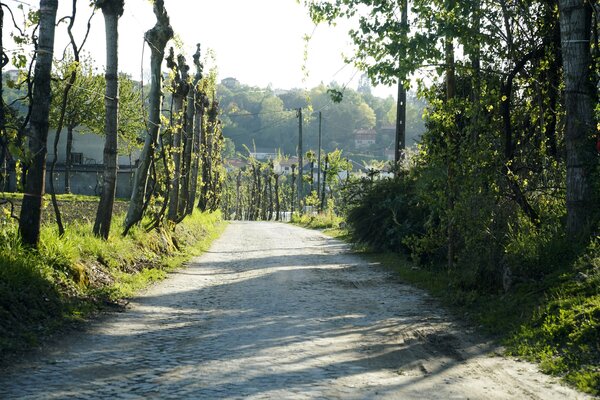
[4,0,395,98]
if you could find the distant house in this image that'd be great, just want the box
[354,128,377,149]
[221,77,240,89]
[249,148,278,161]
[274,157,298,176]
[44,129,141,198]
[225,158,248,172]
[379,125,396,138]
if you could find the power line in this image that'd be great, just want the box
[2,0,34,7]
[247,113,298,135]
[225,109,295,117]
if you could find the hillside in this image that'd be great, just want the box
[216,77,426,160]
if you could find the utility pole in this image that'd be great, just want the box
[394,0,408,165]
[297,107,303,212]
[317,111,322,199]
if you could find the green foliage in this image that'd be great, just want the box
[217,81,412,156]
[304,0,599,394]
[291,209,342,230]
[0,207,224,360]
[506,238,600,395]
[344,174,428,253]
[0,224,63,353]
[49,54,103,132]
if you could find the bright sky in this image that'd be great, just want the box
[4,0,396,98]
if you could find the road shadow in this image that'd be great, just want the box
[0,225,499,399]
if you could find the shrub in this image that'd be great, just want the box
[344,175,429,253]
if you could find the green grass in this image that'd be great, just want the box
[0,192,109,202]
[291,211,343,230]
[0,209,225,362]
[322,227,600,395]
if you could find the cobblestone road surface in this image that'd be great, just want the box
[0,222,590,399]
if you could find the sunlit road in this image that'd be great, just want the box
[0,222,588,399]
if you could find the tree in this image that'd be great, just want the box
[306,149,316,191]
[0,3,8,189]
[0,3,4,101]
[181,45,201,218]
[93,0,125,239]
[47,0,95,236]
[357,73,372,95]
[558,0,598,239]
[124,0,173,234]
[19,0,59,247]
[113,73,144,161]
[165,48,189,222]
[355,102,376,129]
[49,56,102,194]
[187,45,207,215]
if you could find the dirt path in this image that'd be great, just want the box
[0,222,590,399]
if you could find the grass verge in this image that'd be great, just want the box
[321,227,599,395]
[291,211,343,230]
[0,208,225,364]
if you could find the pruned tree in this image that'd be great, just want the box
[198,97,223,212]
[166,48,190,222]
[124,0,173,235]
[18,0,59,247]
[93,0,124,239]
[180,45,201,218]
[187,45,206,215]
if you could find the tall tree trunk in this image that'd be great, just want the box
[445,0,457,270]
[559,0,597,239]
[235,169,241,220]
[269,171,274,220]
[188,92,206,215]
[260,170,267,221]
[274,173,280,221]
[321,155,328,211]
[93,0,124,239]
[124,0,173,234]
[256,166,262,220]
[297,108,303,212]
[19,0,58,247]
[198,100,217,211]
[317,112,322,199]
[309,160,314,192]
[210,126,223,212]
[186,45,203,215]
[290,165,296,215]
[394,0,408,164]
[545,4,561,159]
[1,4,7,192]
[1,3,5,134]
[166,53,187,221]
[180,57,195,217]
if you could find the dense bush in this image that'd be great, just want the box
[344,175,429,254]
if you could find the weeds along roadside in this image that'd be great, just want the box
[0,203,225,363]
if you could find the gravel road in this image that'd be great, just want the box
[0,222,590,399]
